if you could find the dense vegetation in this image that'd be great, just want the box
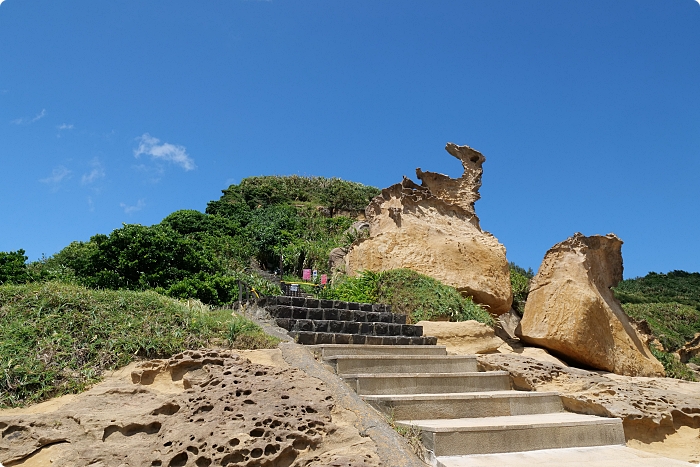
[1,176,380,306]
[323,269,494,325]
[615,271,700,381]
[509,262,534,316]
[0,282,278,407]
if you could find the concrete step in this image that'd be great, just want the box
[290,331,438,346]
[435,445,697,466]
[397,412,625,457]
[329,355,478,376]
[310,344,448,358]
[268,305,407,324]
[363,390,563,420]
[343,371,511,395]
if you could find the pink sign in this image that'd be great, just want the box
[320,274,328,285]
[302,269,312,281]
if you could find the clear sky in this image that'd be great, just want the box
[1,0,699,279]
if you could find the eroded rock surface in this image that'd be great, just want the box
[345,143,512,314]
[0,350,380,467]
[518,233,664,377]
[477,353,700,443]
[416,320,505,355]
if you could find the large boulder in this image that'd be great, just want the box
[345,143,512,314]
[416,320,506,355]
[517,233,665,377]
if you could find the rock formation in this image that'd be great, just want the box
[0,349,381,467]
[517,233,665,377]
[415,320,505,354]
[345,143,512,314]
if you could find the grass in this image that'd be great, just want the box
[650,347,697,382]
[321,269,494,326]
[621,302,700,352]
[0,281,278,407]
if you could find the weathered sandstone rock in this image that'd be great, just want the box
[679,333,700,363]
[477,353,700,452]
[0,349,381,467]
[518,233,665,377]
[416,320,506,354]
[345,143,512,314]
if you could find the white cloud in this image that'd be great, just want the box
[120,199,146,214]
[57,123,74,130]
[0,0,7,7]
[134,133,195,171]
[12,109,46,125]
[81,158,105,184]
[40,166,72,184]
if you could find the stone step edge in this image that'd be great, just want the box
[236,295,395,313]
[342,371,509,379]
[290,332,437,346]
[396,413,622,433]
[268,307,407,324]
[325,355,477,362]
[361,390,561,401]
[276,318,420,336]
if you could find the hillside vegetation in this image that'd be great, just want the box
[615,271,700,380]
[0,282,277,407]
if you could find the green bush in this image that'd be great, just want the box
[0,282,278,407]
[621,302,700,352]
[615,270,700,311]
[324,269,493,326]
[509,262,533,315]
[0,250,31,285]
[650,347,697,382]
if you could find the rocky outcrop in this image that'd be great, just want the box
[416,320,506,355]
[477,353,700,445]
[0,350,381,467]
[345,143,512,314]
[517,233,665,377]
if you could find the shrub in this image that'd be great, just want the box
[622,302,700,352]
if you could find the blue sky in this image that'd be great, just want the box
[1,0,698,278]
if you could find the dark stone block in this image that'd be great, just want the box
[374,322,388,336]
[387,324,402,336]
[308,308,324,320]
[296,319,313,332]
[344,322,360,334]
[366,335,383,345]
[366,312,381,322]
[385,305,392,313]
[328,320,345,333]
[353,311,367,322]
[295,332,316,345]
[292,307,308,320]
[338,310,353,321]
[424,336,438,345]
[272,305,293,319]
[277,296,292,306]
[401,325,417,337]
[306,298,320,308]
[414,325,423,337]
[348,302,360,311]
[360,303,373,312]
[371,303,383,313]
[360,323,374,335]
[320,299,334,308]
[275,318,291,330]
[313,320,329,332]
[316,333,335,345]
[334,333,351,344]
[333,300,348,310]
[324,308,339,321]
[256,297,268,308]
[393,314,407,325]
[291,297,306,307]
[351,334,366,344]
[409,337,424,345]
[265,296,278,306]
[378,312,393,323]
[396,336,411,345]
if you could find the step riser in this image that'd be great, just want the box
[345,374,511,395]
[311,344,448,358]
[269,306,406,324]
[277,318,421,336]
[291,332,437,346]
[263,296,393,312]
[422,422,625,456]
[368,395,563,420]
[335,359,477,376]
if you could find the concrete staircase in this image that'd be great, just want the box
[312,343,696,467]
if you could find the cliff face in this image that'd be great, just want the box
[518,233,665,377]
[345,143,512,315]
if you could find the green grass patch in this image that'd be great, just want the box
[322,269,493,326]
[650,347,697,382]
[621,302,700,352]
[0,282,278,408]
